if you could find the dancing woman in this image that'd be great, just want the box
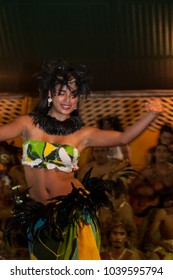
[0,59,162,259]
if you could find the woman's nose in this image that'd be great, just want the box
[64,92,71,102]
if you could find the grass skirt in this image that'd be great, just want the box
[7,171,113,260]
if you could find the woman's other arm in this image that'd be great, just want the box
[0,115,28,141]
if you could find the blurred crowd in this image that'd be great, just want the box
[78,118,173,260]
[0,141,28,260]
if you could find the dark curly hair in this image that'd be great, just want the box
[97,115,123,132]
[159,123,173,135]
[32,59,91,114]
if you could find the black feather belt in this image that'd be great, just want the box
[6,170,113,243]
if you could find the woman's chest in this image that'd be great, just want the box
[24,125,81,147]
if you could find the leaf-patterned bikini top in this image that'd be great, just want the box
[22,139,80,172]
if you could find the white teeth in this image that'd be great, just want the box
[62,105,71,109]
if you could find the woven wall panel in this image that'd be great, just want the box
[0,93,172,132]
[0,96,27,126]
[79,96,171,132]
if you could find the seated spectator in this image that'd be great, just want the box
[144,146,156,168]
[147,123,173,164]
[129,180,161,250]
[8,147,27,188]
[77,146,121,180]
[0,141,13,189]
[0,183,13,231]
[98,179,137,252]
[130,181,159,217]
[97,115,131,162]
[0,143,13,231]
[158,123,173,147]
[157,123,173,163]
[100,219,143,260]
[133,143,173,192]
[0,228,8,259]
[78,115,131,169]
[7,224,29,260]
[142,190,173,259]
[130,144,173,250]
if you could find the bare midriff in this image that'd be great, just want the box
[24,166,83,204]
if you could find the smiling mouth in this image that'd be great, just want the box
[61,104,71,109]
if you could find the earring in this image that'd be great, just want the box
[48,97,52,107]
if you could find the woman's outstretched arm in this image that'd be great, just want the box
[83,98,163,148]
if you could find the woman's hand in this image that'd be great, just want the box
[145,98,163,116]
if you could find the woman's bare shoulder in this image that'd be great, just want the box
[0,114,33,141]
[10,114,34,130]
[12,114,32,123]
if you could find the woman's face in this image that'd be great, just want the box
[49,81,79,119]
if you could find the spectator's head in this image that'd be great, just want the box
[97,115,123,131]
[107,219,130,249]
[154,143,171,164]
[158,123,173,146]
[92,147,109,165]
[0,142,12,167]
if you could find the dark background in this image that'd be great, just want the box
[1,0,173,93]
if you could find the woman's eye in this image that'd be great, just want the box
[70,91,78,98]
[58,90,65,96]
